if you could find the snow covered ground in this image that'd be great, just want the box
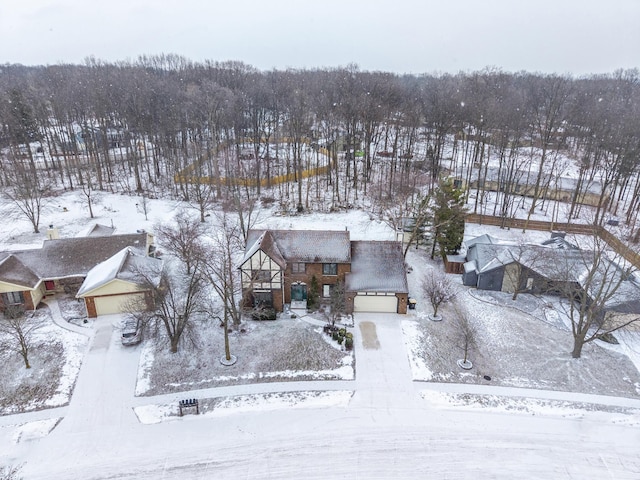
[1,191,640,479]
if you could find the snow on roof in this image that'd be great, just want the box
[76,247,162,296]
[463,260,477,273]
[464,233,515,249]
[85,224,116,237]
[473,244,516,273]
[0,254,41,288]
[240,231,287,269]
[346,241,408,293]
[0,232,149,280]
[470,239,640,313]
[245,229,351,264]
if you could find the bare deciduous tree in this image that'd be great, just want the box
[155,210,207,275]
[422,269,457,320]
[502,242,553,301]
[226,189,263,243]
[3,164,52,234]
[376,190,432,258]
[77,167,100,219]
[0,465,23,480]
[0,308,43,369]
[203,212,244,328]
[452,302,477,369]
[202,212,245,364]
[128,260,208,353]
[137,194,150,221]
[551,234,640,358]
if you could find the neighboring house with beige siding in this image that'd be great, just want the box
[0,228,157,317]
[76,247,162,317]
[0,255,44,311]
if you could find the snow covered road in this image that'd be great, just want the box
[18,406,640,479]
[3,312,640,479]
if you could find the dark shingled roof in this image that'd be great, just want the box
[245,229,351,264]
[346,241,408,293]
[241,231,287,269]
[0,233,149,281]
[0,254,41,288]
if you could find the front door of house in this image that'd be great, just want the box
[291,282,307,309]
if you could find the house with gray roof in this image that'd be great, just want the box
[240,230,408,314]
[0,231,156,316]
[466,166,608,208]
[462,234,640,317]
[346,241,409,313]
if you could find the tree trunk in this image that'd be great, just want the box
[571,335,585,359]
[223,311,231,361]
[170,336,179,353]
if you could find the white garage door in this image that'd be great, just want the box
[353,293,398,313]
[93,293,146,316]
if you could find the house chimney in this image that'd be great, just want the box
[145,232,155,256]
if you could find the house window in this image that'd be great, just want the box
[291,262,305,274]
[253,291,273,307]
[253,270,271,282]
[323,285,333,298]
[3,291,24,305]
[322,263,338,275]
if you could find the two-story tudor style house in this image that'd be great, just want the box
[240,229,409,314]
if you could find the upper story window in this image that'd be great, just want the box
[253,270,272,282]
[322,263,338,275]
[291,262,305,274]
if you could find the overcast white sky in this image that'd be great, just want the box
[1,0,639,75]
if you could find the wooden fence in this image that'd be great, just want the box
[174,140,331,188]
[466,213,640,270]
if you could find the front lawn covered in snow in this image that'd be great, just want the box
[135,314,354,396]
[1,190,639,412]
[0,306,87,415]
[404,285,640,398]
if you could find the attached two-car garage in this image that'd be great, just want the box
[76,247,162,318]
[91,292,147,316]
[346,241,409,314]
[353,292,399,313]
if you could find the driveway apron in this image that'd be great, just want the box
[53,314,142,436]
[351,313,421,410]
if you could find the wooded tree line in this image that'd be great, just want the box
[1,56,639,232]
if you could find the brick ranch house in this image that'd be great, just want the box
[240,229,409,314]
[0,226,159,318]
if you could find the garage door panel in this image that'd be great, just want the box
[93,293,146,316]
[353,294,397,313]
